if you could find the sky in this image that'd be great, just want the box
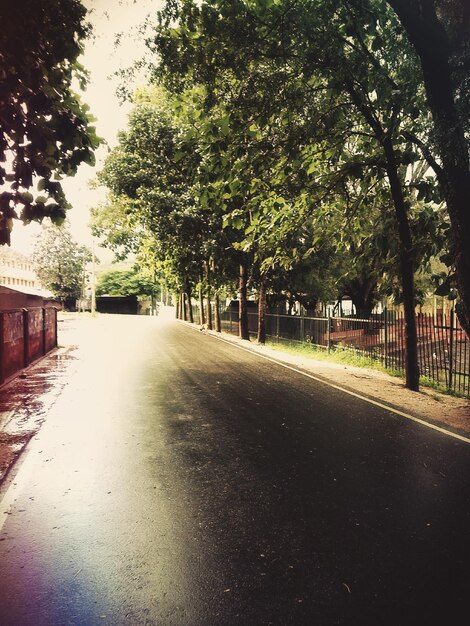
[10,0,164,260]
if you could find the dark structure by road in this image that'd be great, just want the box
[96,294,138,315]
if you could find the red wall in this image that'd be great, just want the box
[1,310,25,381]
[0,287,60,386]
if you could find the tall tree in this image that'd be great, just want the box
[153,0,436,387]
[94,87,225,313]
[384,0,470,335]
[32,222,92,303]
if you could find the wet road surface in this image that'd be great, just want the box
[0,313,469,625]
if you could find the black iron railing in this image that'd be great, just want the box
[190,304,469,396]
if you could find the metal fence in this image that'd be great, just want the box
[212,306,470,396]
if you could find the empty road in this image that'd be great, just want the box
[0,313,469,625]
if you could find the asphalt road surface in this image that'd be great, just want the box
[0,313,469,626]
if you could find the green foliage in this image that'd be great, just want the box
[32,221,92,301]
[90,194,142,261]
[91,0,456,331]
[93,85,239,298]
[96,268,159,297]
[0,0,101,243]
[96,87,200,281]
[150,0,449,323]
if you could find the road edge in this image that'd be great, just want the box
[180,321,470,445]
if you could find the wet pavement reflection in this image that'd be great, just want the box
[0,322,79,484]
[0,312,469,625]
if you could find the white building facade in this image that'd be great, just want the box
[0,247,49,296]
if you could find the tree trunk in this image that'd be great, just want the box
[214,293,221,333]
[198,274,205,325]
[188,298,194,323]
[347,276,377,319]
[257,273,267,344]
[386,0,470,337]
[181,292,187,321]
[186,283,194,324]
[178,293,183,319]
[176,296,180,319]
[205,260,213,330]
[383,138,420,391]
[343,77,420,387]
[211,259,221,333]
[239,261,249,340]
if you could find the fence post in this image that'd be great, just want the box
[276,308,280,338]
[448,307,454,392]
[300,307,305,343]
[42,308,46,355]
[0,312,4,386]
[327,309,331,353]
[384,306,388,369]
[23,308,29,367]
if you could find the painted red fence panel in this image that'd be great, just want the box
[27,309,44,364]
[1,311,25,381]
[0,307,58,386]
[44,308,57,352]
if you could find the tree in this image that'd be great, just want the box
[152,0,451,389]
[0,0,101,244]
[91,193,143,260]
[384,0,470,336]
[96,88,204,314]
[32,222,91,304]
[96,268,159,298]
[93,86,240,327]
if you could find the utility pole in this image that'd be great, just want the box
[91,238,96,316]
[80,258,87,313]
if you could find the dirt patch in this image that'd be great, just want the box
[0,431,36,482]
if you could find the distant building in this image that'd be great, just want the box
[0,247,51,297]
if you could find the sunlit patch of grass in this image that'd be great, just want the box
[419,376,468,398]
[419,375,441,390]
[265,338,387,371]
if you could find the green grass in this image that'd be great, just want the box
[265,338,389,371]
[263,337,468,398]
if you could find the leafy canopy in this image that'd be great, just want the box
[0,0,101,243]
[96,268,159,298]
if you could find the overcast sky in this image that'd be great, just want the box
[11,0,163,259]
